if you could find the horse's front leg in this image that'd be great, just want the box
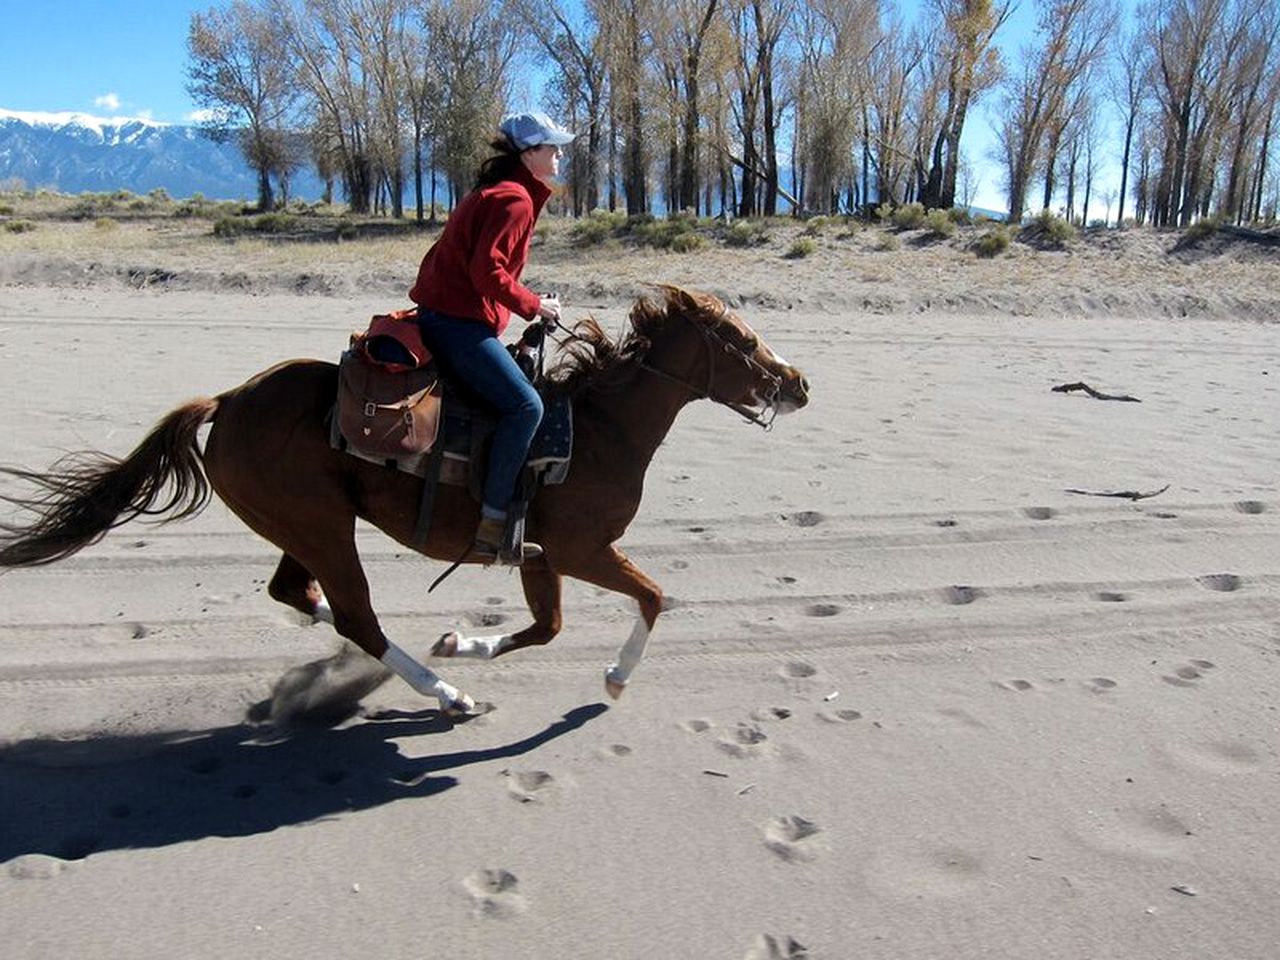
[432,565,563,660]
[558,545,663,700]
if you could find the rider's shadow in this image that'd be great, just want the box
[0,702,606,863]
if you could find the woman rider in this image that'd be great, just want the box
[409,112,574,564]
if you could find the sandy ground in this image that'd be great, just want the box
[1,222,1279,959]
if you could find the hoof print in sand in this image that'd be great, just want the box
[745,934,810,959]
[996,679,1036,692]
[681,718,712,734]
[942,585,981,605]
[1162,660,1216,688]
[1083,677,1118,693]
[504,769,556,803]
[764,815,823,863]
[604,743,632,758]
[818,708,863,723]
[779,660,817,680]
[1092,591,1127,602]
[718,723,769,758]
[805,603,841,618]
[1022,506,1055,520]
[188,756,222,775]
[783,511,824,528]
[1197,573,1242,592]
[751,706,793,722]
[463,869,527,917]
[1233,500,1265,514]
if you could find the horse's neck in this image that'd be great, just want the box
[578,365,695,469]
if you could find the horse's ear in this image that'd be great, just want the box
[659,285,724,322]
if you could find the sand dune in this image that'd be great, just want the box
[1,226,1278,959]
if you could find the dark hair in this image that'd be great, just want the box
[474,136,524,190]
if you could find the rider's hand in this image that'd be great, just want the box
[536,294,562,326]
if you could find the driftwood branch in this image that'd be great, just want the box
[1065,484,1170,501]
[1051,382,1141,402]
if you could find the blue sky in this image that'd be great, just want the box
[0,1,211,122]
[0,1,1128,216]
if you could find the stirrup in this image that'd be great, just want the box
[470,537,543,566]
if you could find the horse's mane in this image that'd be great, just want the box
[542,294,674,400]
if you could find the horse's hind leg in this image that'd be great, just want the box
[300,538,476,715]
[267,553,332,623]
[222,492,475,715]
[432,564,563,660]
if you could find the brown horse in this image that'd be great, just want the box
[0,286,809,715]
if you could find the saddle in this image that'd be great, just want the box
[329,309,573,549]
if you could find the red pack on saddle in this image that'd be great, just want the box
[337,309,442,458]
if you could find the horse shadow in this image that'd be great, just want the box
[0,702,607,864]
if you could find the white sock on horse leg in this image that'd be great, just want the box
[313,596,335,624]
[606,612,651,687]
[453,633,513,659]
[381,640,464,708]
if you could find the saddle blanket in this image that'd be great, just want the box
[334,391,573,485]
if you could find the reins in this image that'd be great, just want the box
[632,303,783,429]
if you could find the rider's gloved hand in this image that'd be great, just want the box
[535,293,561,328]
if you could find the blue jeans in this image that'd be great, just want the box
[417,310,543,518]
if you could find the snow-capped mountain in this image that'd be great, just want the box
[0,108,321,200]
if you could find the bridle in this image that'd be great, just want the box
[634,305,785,429]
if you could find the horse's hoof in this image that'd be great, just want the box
[604,667,626,701]
[431,631,459,658]
[442,692,477,717]
[311,599,335,625]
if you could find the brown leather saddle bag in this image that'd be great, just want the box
[337,309,441,458]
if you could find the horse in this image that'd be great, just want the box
[0,286,810,716]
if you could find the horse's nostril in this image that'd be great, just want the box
[800,376,810,394]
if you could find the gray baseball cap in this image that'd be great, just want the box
[499,112,576,151]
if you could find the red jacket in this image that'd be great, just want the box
[409,162,549,336]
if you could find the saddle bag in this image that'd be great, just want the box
[337,309,442,458]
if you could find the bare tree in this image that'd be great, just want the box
[996,0,1116,222]
[187,1,299,210]
[917,0,1012,210]
[1110,18,1147,226]
[520,0,609,214]
[867,17,924,208]
[792,0,876,213]
[422,0,521,205]
[592,0,652,215]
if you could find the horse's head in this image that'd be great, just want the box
[651,286,810,428]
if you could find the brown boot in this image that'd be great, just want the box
[472,516,543,565]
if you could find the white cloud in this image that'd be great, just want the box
[185,108,218,124]
[94,93,121,111]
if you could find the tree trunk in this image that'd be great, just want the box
[1117,113,1134,226]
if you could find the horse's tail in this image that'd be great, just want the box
[0,397,219,568]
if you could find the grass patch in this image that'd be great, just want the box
[4,219,36,233]
[924,209,957,238]
[891,202,927,230]
[569,209,627,247]
[785,237,817,259]
[972,224,1011,258]
[668,232,705,253]
[875,231,900,252]
[1184,217,1219,241]
[1021,210,1077,247]
[721,219,770,247]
